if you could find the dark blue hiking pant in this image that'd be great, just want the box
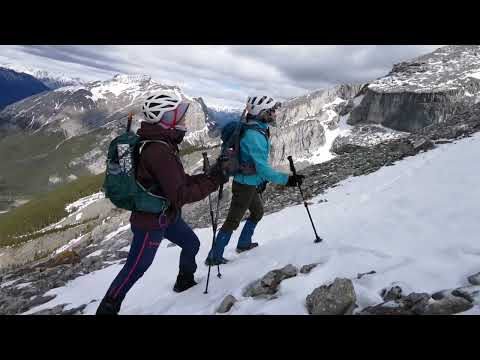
[104,216,200,305]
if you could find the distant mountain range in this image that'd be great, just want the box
[0,63,86,90]
[0,67,49,109]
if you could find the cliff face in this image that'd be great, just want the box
[270,84,365,166]
[349,46,480,131]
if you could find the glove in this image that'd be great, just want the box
[257,181,268,194]
[208,161,229,185]
[286,174,305,187]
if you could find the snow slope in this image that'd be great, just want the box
[23,134,480,315]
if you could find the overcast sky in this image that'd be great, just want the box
[0,45,441,108]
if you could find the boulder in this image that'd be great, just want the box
[451,285,480,303]
[431,289,452,300]
[243,264,298,298]
[361,301,414,315]
[216,295,237,314]
[361,292,430,315]
[300,263,319,274]
[423,295,473,315]
[467,272,480,286]
[381,285,403,302]
[60,304,87,315]
[306,278,357,315]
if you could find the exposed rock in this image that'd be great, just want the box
[60,304,87,315]
[423,295,473,315]
[361,301,414,315]
[332,143,366,155]
[332,125,407,155]
[411,136,434,152]
[306,278,357,315]
[29,294,56,308]
[31,304,66,315]
[216,295,237,314]
[432,289,453,300]
[467,272,480,286]
[280,264,298,278]
[45,250,81,268]
[452,124,470,138]
[243,264,298,298]
[349,46,480,132]
[361,292,430,315]
[402,293,431,314]
[381,285,403,301]
[451,285,480,303]
[300,263,319,274]
[357,270,376,279]
[270,83,364,166]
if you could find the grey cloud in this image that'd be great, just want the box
[229,45,440,86]
[5,45,443,107]
[19,45,128,74]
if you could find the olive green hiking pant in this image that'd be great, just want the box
[220,181,264,232]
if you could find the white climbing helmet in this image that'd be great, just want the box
[246,95,280,116]
[142,92,190,130]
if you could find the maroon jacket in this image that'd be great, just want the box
[130,123,220,230]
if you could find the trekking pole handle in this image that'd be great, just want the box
[287,156,297,176]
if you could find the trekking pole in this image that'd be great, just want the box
[287,156,323,243]
[202,152,222,294]
[213,183,224,280]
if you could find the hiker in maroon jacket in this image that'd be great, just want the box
[96,92,227,315]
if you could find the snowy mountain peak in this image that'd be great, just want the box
[112,74,152,84]
[0,62,86,90]
[369,45,480,93]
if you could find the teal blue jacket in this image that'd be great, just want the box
[234,120,289,187]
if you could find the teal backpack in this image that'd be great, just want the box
[103,114,170,214]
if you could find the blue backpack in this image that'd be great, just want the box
[219,121,269,176]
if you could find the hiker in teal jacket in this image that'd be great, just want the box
[234,119,289,186]
[205,95,305,265]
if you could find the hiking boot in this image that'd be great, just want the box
[204,257,229,266]
[236,242,259,254]
[95,296,121,315]
[173,272,198,293]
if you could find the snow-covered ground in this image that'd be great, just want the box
[23,134,480,315]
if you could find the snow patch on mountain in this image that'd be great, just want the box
[296,113,353,164]
[65,192,104,214]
